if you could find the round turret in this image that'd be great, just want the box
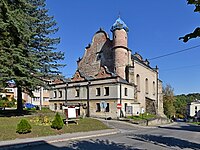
[111,17,131,79]
[111,17,129,48]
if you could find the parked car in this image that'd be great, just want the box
[24,103,36,109]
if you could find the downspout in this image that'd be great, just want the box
[156,66,159,115]
[87,81,91,117]
[65,83,68,104]
[120,82,122,118]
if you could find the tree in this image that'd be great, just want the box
[174,93,200,118]
[51,112,64,130]
[0,0,40,111]
[0,0,64,112]
[174,95,187,118]
[16,119,32,134]
[179,0,200,42]
[28,0,65,78]
[163,84,176,119]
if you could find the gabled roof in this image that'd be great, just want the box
[71,70,94,82]
[95,66,117,79]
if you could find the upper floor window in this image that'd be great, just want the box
[33,97,40,101]
[75,89,80,97]
[153,81,156,95]
[145,78,149,94]
[136,74,140,91]
[104,87,109,96]
[96,88,101,96]
[53,91,57,98]
[35,88,40,93]
[59,91,62,98]
[125,88,128,96]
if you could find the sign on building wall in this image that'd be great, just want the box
[126,106,132,114]
[100,101,107,109]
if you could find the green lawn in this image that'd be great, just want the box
[128,113,156,121]
[0,108,109,141]
[191,122,200,125]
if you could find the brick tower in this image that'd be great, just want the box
[111,17,131,79]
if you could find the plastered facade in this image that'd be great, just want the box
[49,17,164,118]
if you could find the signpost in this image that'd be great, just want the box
[117,103,122,118]
[100,101,108,123]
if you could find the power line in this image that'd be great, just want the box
[149,44,200,60]
[161,64,200,72]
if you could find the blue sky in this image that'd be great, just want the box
[46,0,200,95]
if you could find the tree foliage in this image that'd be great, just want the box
[0,0,65,112]
[174,93,200,118]
[163,84,176,119]
[51,112,64,130]
[179,0,200,42]
[16,119,32,134]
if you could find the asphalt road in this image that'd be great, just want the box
[13,120,200,150]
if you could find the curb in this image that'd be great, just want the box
[96,118,158,129]
[47,129,119,144]
[0,129,119,150]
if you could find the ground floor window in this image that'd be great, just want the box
[59,103,63,110]
[96,103,100,112]
[54,103,57,110]
[105,103,109,112]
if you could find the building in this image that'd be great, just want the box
[49,17,164,119]
[0,79,54,108]
[23,87,50,107]
[187,100,200,120]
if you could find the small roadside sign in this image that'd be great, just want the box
[117,103,122,109]
[100,101,107,109]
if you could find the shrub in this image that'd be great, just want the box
[16,119,32,134]
[51,112,64,130]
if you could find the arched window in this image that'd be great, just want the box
[153,81,156,95]
[145,78,148,94]
[136,74,140,91]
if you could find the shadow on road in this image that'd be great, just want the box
[127,134,200,150]
[0,139,143,150]
[67,139,142,150]
[158,123,200,132]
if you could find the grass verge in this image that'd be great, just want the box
[0,108,109,141]
[127,113,156,121]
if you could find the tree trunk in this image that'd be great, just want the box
[17,86,23,113]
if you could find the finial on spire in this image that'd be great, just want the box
[118,11,121,18]
[110,15,129,32]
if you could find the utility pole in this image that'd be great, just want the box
[39,87,43,110]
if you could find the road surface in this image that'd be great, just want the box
[6,120,200,150]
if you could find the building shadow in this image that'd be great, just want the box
[158,123,200,132]
[127,134,200,150]
[0,139,143,150]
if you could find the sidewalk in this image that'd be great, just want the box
[0,129,119,150]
